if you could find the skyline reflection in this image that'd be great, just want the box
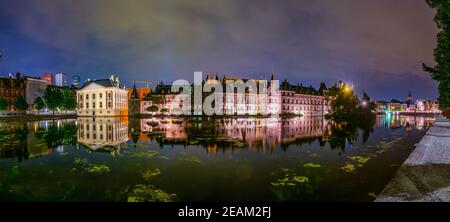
[0,115,436,162]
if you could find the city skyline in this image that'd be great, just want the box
[0,0,440,101]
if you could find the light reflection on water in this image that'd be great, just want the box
[0,115,435,201]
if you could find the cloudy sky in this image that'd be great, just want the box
[0,0,440,100]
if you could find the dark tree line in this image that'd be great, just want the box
[423,0,450,109]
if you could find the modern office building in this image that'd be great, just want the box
[72,75,81,88]
[54,72,68,86]
[24,76,47,109]
[76,75,128,117]
[41,72,52,85]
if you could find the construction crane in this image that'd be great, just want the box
[132,80,153,89]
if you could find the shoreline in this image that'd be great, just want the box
[375,115,450,202]
[0,114,77,121]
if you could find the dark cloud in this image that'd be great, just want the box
[0,0,439,100]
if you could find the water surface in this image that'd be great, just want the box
[0,115,435,201]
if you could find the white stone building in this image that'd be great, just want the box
[76,75,128,117]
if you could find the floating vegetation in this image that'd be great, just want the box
[127,184,176,202]
[129,150,160,158]
[142,168,161,180]
[303,163,322,168]
[178,155,201,164]
[378,141,390,150]
[368,192,377,198]
[271,174,310,187]
[280,168,293,173]
[340,163,356,173]
[11,165,20,176]
[85,164,111,174]
[60,152,69,156]
[375,139,401,155]
[309,153,320,157]
[349,156,371,164]
[73,157,88,165]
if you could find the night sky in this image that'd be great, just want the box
[0,0,440,101]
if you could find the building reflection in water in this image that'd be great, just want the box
[138,116,332,151]
[376,114,434,130]
[0,119,77,162]
[77,117,129,154]
[0,115,437,162]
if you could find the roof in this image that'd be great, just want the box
[79,79,119,89]
[390,99,403,104]
[130,85,139,99]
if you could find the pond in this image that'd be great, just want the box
[0,115,435,201]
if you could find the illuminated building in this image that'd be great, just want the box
[76,74,128,117]
[72,75,81,88]
[0,76,26,112]
[138,73,331,116]
[41,72,52,85]
[54,72,68,86]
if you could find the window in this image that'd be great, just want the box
[92,102,95,109]
[99,93,103,98]
[86,94,89,100]
[100,102,103,108]
[93,94,96,99]
[86,102,89,108]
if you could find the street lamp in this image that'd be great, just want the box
[343,85,352,93]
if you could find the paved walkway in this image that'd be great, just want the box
[375,115,450,202]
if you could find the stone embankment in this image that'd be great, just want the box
[376,115,450,202]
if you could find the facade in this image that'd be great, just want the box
[41,72,52,85]
[0,77,26,112]
[138,74,331,116]
[54,72,68,86]
[76,75,128,117]
[141,83,189,115]
[25,76,47,109]
[279,79,331,116]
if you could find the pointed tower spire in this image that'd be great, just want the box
[130,84,139,99]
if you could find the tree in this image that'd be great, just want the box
[61,88,77,113]
[33,96,45,114]
[14,96,28,114]
[423,0,450,109]
[160,108,169,114]
[43,87,63,115]
[328,83,360,121]
[0,97,8,113]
